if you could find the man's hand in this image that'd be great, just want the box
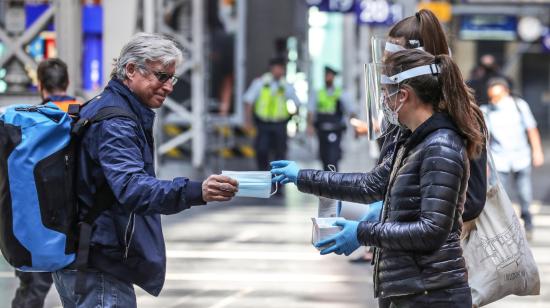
[202,175,239,202]
[533,150,544,168]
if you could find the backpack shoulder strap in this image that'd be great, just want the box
[511,96,528,131]
[72,106,139,137]
[78,106,140,224]
[90,106,139,124]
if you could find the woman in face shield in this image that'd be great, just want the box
[271,9,488,307]
[278,49,486,307]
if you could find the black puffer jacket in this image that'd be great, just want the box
[298,113,469,298]
[378,123,486,222]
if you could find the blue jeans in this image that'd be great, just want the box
[499,166,533,230]
[52,269,136,308]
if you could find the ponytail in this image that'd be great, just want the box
[435,54,486,159]
[388,9,450,56]
[417,9,450,56]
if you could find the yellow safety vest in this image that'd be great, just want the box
[254,85,289,122]
[317,88,341,114]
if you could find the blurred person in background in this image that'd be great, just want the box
[244,57,301,171]
[307,66,356,171]
[481,77,544,239]
[467,54,513,105]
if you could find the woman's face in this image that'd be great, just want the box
[388,36,406,46]
[382,36,406,62]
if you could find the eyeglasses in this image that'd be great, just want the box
[149,70,179,85]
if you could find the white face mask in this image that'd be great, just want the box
[381,90,404,127]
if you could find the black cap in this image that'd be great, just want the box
[324,66,338,75]
[269,57,287,66]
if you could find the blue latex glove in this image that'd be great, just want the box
[270,160,300,185]
[360,201,383,222]
[315,219,361,256]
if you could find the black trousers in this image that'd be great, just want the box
[317,129,342,171]
[12,271,53,308]
[254,121,288,171]
[378,285,472,308]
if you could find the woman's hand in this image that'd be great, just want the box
[315,219,361,256]
[270,160,301,185]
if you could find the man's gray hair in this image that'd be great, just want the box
[111,32,183,80]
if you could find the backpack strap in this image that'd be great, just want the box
[90,106,139,124]
[73,106,139,294]
[72,106,139,137]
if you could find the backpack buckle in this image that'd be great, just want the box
[68,104,81,117]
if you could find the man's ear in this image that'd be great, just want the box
[126,63,136,80]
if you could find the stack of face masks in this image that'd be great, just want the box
[221,171,277,198]
[311,217,345,250]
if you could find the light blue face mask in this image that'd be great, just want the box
[221,171,278,198]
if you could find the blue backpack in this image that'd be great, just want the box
[0,102,136,273]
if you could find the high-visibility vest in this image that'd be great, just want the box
[254,85,289,122]
[317,88,341,114]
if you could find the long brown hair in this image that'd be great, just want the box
[385,49,486,159]
[388,9,449,56]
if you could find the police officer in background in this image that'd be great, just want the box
[11,58,77,308]
[307,66,355,171]
[244,57,301,170]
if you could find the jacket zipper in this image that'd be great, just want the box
[123,211,136,260]
[373,131,405,297]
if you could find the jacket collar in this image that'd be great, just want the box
[106,78,156,130]
[403,112,460,150]
[42,95,76,104]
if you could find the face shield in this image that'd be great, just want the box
[364,61,441,139]
[364,62,402,140]
[371,36,425,64]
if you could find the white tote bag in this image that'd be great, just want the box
[461,149,540,307]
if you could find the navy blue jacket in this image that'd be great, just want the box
[76,78,205,295]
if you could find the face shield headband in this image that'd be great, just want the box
[381,63,441,85]
[384,41,425,53]
[384,42,452,58]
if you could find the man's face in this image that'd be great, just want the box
[325,72,335,85]
[270,64,285,80]
[487,84,508,104]
[127,61,176,109]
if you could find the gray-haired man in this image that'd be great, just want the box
[52,33,238,307]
